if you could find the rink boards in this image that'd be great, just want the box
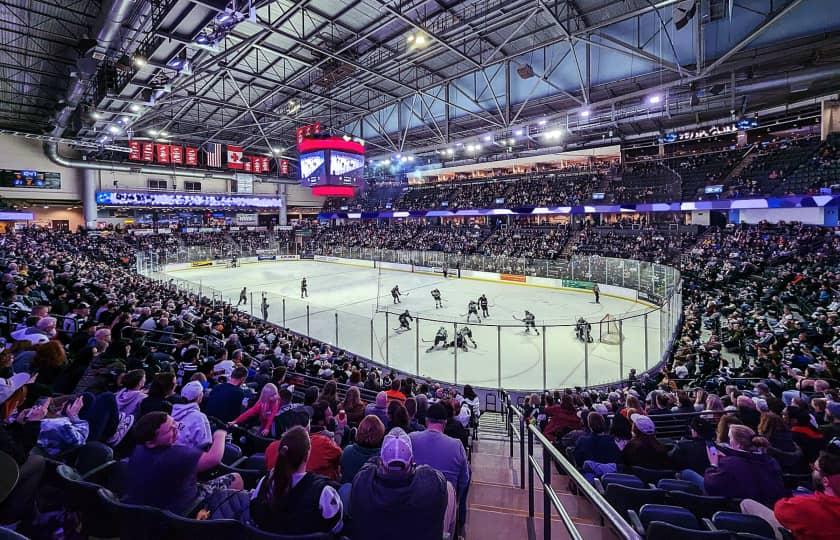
[164,256,666,391]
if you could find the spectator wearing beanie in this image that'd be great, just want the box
[123,411,242,514]
[250,426,343,535]
[351,427,455,540]
[622,414,670,469]
[171,380,212,450]
[340,415,385,484]
[203,366,248,423]
[773,448,840,539]
[365,391,390,427]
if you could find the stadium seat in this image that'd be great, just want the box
[222,443,243,465]
[233,454,267,470]
[163,511,246,540]
[630,467,678,485]
[97,487,170,540]
[632,503,701,531]
[710,511,775,539]
[213,462,265,490]
[604,484,666,519]
[656,478,703,494]
[72,441,116,482]
[241,521,339,540]
[597,472,646,492]
[666,490,734,519]
[55,465,118,537]
[645,521,732,540]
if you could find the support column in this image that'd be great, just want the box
[279,184,288,226]
[82,169,97,229]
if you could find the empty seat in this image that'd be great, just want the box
[646,521,732,540]
[630,467,678,485]
[666,490,734,519]
[55,465,118,538]
[164,511,246,540]
[601,472,646,489]
[657,478,703,494]
[712,511,775,539]
[636,503,701,531]
[97,487,170,540]
[605,484,667,519]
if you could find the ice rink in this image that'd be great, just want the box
[166,260,664,390]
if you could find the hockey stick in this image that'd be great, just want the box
[512,315,523,321]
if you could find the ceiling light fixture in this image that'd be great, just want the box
[107,125,121,134]
[580,109,590,117]
[648,94,662,104]
[129,104,141,112]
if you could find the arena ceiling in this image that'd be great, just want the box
[2,0,840,159]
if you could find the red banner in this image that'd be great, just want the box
[227,145,244,170]
[262,156,271,173]
[252,156,261,174]
[156,144,170,164]
[170,145,183,165]
[185,146,198,166]
[128,140,142,160]
[279,159,289,176]
[243,158,252,173]
[142,142,154,162]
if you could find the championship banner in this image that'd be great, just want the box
[279,159,289,176]
[170,145,183,165]
[185,146,198,166]
[156,144,170,164]
[500,273,526,283]
[128,140,142,160]
[141,142,154,162]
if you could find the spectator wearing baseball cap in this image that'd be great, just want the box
[622,414,671,469]
[350,427,455,540]
[171,380,212,450]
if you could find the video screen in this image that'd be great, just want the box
[329,151,364,183]
[300,151,326,184]
[1,169,61,189]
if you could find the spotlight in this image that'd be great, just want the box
[507,138,515,145]
[382,159,391,166]
[483,135,492,142]
[446,148,454,156]
[159,130,169,137]
[167,49,190,72]
[514,129,523,136]
[91,111,102,120]
[119,116,130,124]
[580,109,590,118]
[272,147,283,154]
[132,54,147,68]
[648,94,662,104]
[107,125,121,134]
[538,119,547,126]
[408,156,415,162]
[129,104,141,112]
[147,129,159,137]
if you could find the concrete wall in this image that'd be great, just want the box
[0,135,82,201]
[737,207,826,225]
[30,207,84,230]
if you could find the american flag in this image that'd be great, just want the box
[204,142,222,168]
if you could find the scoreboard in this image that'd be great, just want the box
[298,137,364,197]
[1,169,61,189]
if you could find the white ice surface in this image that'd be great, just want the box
[166,260,663,390]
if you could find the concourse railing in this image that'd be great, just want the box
[502,390,641,540]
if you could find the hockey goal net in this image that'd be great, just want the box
[598,314,623,345]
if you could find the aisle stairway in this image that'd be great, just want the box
[464,411,619,540]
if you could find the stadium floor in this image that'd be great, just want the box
[167,260,662,390]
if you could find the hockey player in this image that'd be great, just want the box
[466,300,481,323]
[446,326,476,352]
[391,285,402,304]
[237,287,247,306]
[575,317,592,343]
[478,294,489,318]
[301,277,308,298]
[426,326,448,352]
[523,310,539,335]
[431,288,443,309]
[261,295,270,320]
[398,309,413,332]
[230,255,238,268]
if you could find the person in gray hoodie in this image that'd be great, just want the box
[172,380,212,450]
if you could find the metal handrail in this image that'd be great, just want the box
[502,391,641,540]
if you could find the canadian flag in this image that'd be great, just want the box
[227,145,244,170]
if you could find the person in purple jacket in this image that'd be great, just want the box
[679,424,786,508]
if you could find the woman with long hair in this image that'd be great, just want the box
[29,340,67,390]
[341,386,366,425]
[139,371,178,416]
[232,383,280,436]
[250,426,343,535]
[319,380,339,415]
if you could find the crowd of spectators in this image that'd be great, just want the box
[480,224,571,260]
[571,224,699,265]
[0,227,478,538]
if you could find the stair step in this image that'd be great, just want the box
[465,505,617,540]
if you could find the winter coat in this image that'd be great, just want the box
[703,448,786,507]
